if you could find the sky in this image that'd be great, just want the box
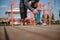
[0,0,60,21]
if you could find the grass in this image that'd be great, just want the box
[0,22,60,26]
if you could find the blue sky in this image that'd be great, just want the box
[0,0,60,21]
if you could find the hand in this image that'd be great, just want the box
[33,9,38,14]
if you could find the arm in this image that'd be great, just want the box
[24,0,34,11]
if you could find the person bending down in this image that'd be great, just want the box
[20,0,37,25]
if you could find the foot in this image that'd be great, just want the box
[37,22,42,25]
[42,23,47,26]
